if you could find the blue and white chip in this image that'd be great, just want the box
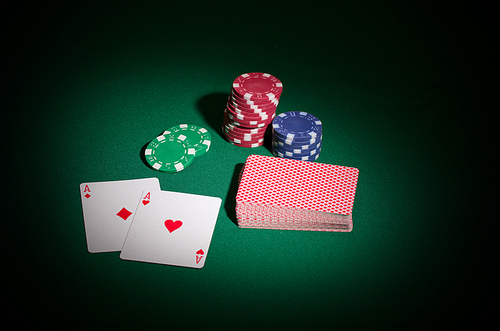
[272,111,322,141]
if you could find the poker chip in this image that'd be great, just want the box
[223,129,262,142]
[230,94,278,109]
[271,111,323,161]
[222,73,282,147]
[272,139,322,152]
[272,149,320,161]
[223,128,265,143]
[227,100,277,115]
[144,133,196,172]
[231,87,278,101]
[225,117,268,129]
[235,155,359,231]
[272,134,321,146]
[272,111,322,141]
[230,92,279,108]
[273,144,322,157]
[229,100,278,114]
[224,109,275,126]
[232,72,283,101]
[226,103,272,121]
[226,138,265,148]
[144,124,212,173]
[226,137,265,146]
[164,124,211,157]
[223,125,262,138]
[223,120,267,135]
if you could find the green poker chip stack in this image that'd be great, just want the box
[144,124,212,173]
[164,124,212,157]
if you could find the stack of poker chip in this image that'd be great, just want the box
[222,72,283,148]
[271,111,322,161]
[236,155,359,232]
[144,124,211,173]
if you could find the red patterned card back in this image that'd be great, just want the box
[236,155,359,216]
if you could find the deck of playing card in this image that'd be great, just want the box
[235,155,359,231]
[80,178,222,268]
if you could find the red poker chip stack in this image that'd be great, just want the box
[222,72,283,147]
[235,155,360,232]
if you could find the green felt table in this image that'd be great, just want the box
[4,1,494,329]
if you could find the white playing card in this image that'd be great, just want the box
[119,190,222,268]
[80,178,160,253]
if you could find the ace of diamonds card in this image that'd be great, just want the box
[80,178,160,253]
[120,190,222,268]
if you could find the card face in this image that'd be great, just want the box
[119,190,222,268]
[80,178,160,253]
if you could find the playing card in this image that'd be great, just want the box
[120,190,222,268]
[235,155,359,231]
[80,178,160,253]
[237,155,359,215]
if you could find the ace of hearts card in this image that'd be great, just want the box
[120,190,222,268]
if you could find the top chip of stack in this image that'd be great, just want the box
[144,124,212,173]
[271,111,323,161]
[222,73,283,148]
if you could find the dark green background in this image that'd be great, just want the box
[4,1,495,329]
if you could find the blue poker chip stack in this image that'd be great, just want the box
[271,111,322,161]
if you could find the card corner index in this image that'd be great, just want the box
[80,183,93,199]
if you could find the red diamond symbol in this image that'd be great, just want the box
[116,207,133,221]
[84,193,91,199]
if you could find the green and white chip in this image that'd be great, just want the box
[144,133,195,172]
[164,124,211,157]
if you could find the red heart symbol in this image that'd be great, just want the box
[164,219,182,233]
[142,200,150,206]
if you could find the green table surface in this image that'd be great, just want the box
[4,1,495,329]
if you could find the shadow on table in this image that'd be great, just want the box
[224,163,244,227]
[196,92,229,138]
[262,125,273,154]
[139,141,151,169]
